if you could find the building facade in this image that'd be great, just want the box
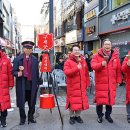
[61,0,84,54]
[99,0,130,58]
[54,0,64,54]
[84,0,100,54]
[0,0,13,54]
[40,2,49,33]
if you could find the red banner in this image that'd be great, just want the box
[38,33,53,51]
[40,54,51,72]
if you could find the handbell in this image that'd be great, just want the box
[19,66,24,73]
[19,66,24,71]
[104,56,109,61]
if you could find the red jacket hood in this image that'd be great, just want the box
[69,54,84,63]
[98,48,119,59]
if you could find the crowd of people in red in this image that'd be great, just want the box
[0,39,130,128]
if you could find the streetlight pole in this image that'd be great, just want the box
[49,0,54,69]
[48,1,63,126]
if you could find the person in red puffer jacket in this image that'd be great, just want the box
[122,51,130,123]
[91,39,122,123]
[64,45,90,125]
[0,45,14,127]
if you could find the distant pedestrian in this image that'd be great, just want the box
[64,51,71,61]
[13,41,39,125]
[9,53,15,63]
[91,39,122,123]
[64,45,90,124]
[85,52,95,94]
[39,51,44,62]
[0,45,14,127]
[55,56,64,70]
[16,52,21,57]
[84,52,93,72]
[121,51,130,123]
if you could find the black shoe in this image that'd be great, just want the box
[69,117,75,125]
[127,118,130,123]
[19,118,26,125]
[28,118,36,124]
[97,117,103,123]
[1,120,7,128]
[105,116,113,123]
[75,116,83,123]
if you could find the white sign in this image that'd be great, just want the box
[111,8,130,24]
[112,41,128,46]
[65,30,77,44]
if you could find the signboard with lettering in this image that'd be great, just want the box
[38,33,54,51]
[37,33,53,72]
[86,9,96,20]
[102,31,130,58]
[84,18,98,41]
[86,26,95,35]
[40,53,51,72]
[84,6,99,22]
[65,30,77,44]
[111,8,130,24]
[99,4,130,34]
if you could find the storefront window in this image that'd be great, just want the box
[112,0,130,9]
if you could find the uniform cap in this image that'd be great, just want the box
[21,41,35,49]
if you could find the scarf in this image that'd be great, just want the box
[69,54,83,64]
[23,53,32,80]
[102,48,111,56]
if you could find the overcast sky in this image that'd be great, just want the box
[10,0,49,25]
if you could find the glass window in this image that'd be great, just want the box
[4,27,9,38]
[112,0,130,9]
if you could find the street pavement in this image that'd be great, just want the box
[10,85,126,107]
[3,85,129,130]
[3,106,130,130]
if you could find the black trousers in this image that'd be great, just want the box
[0,110,7,121]
[96,105,112,117]
[19,90,35,120]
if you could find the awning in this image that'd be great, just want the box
[0,37,13,49]
[0,37,7,46]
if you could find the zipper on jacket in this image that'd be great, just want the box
[107,65,110,104]
[112,60,114,67]
[79,71,83,109]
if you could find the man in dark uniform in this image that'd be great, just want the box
[13,41,39,125]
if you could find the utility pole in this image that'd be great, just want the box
[49,0,54,69]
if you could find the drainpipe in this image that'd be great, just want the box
[97,0,108,48]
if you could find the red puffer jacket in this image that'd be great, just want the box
[122,51,130,104]
[91,49,122,106]
[64,54,90,111]
[0,51,14,111]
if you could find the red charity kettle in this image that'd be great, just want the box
[40,94,55,109]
